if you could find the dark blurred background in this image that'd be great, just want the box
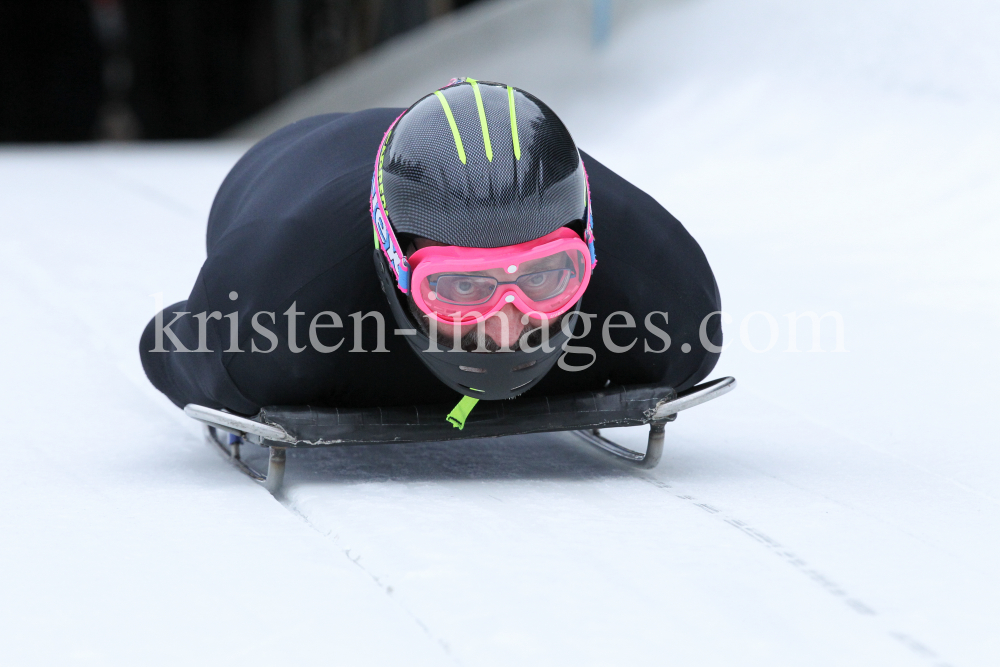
[0,0,480,142]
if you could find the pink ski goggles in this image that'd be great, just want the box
[409,227,593,324]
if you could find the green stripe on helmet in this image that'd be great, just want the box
[507,85,521,160]
[433,90,467,164]
[467,78,493,162]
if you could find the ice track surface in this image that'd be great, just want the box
[2,1,999,665]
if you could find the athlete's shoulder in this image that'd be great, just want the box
[578,149,707,269]
[235,108,403,168]
[580,149,665,215]
[206,108,403,253]
[266,108,403,146]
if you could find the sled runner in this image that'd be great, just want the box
[184,376,736,495]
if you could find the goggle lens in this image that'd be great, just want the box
[422,249,586,319]
[517,267,573,301]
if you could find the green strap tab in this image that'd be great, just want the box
[446,395,480,430]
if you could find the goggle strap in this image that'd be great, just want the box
[581,158,597,268]
[371,111,411,292]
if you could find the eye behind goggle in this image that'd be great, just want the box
[515,268,574,301]
[432,275,498,305]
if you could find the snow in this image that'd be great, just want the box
[2,1,999,665]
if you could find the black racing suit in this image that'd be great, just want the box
[140,109,723,414]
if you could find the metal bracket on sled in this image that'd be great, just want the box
[574,376,736,468]
[184,405,292,496]
[575,421,671,469]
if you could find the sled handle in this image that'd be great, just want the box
[652,376,736,420]
[184,404,295,443]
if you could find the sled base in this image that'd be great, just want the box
[188,377,736,495]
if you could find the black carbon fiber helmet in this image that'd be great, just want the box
[370,78,595,401]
